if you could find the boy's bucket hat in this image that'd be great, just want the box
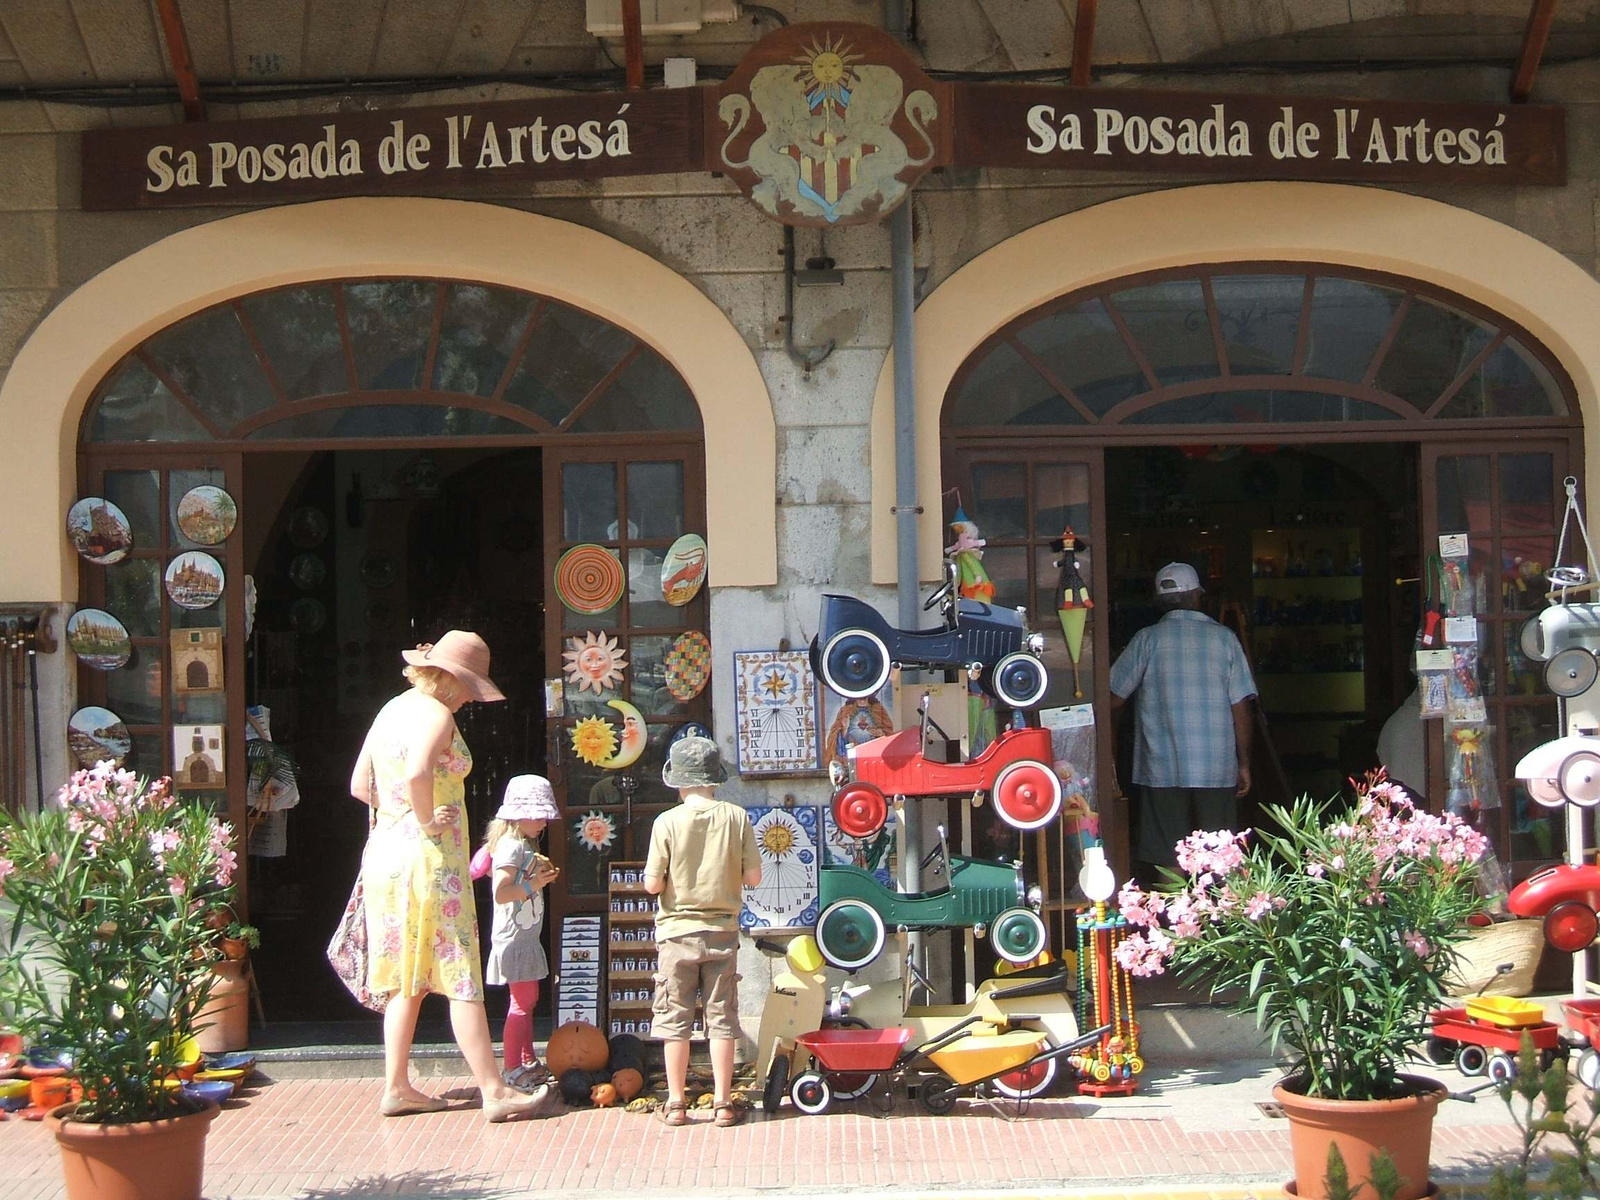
[662,735,728,789]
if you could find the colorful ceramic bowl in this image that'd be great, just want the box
[202,1052,257,1075]
[192,1068,246,1095]
[0,1078,29,1101]
[182,1080,235,1105]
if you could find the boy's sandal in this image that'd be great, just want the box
[505,1063,553,1092]
[713,1102,745,1128]
[659,1099,689,1126]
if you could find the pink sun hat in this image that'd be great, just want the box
[495,774,560,823]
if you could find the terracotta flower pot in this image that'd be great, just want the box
[48,1098,218,1200]
[1273,1074,1446,1200]
[195,958,251,1054]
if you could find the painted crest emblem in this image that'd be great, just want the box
[712,24,945,227]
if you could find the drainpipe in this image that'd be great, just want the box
[887,41,924,975]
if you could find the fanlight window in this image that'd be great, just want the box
[83,279,701,443]
[946,267,1572,430]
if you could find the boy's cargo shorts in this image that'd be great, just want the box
[651,931,740,1040]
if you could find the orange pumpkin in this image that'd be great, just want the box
[590,1082,618,1107]
[611,1067,643,1101]
[546,1021,609,1075]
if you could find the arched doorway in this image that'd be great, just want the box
[938,259,1579,951]
[74,273,715,1027]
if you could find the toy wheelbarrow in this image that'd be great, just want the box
[788,1027,914,1115]
[1560,997,1600,1092]
[912,1019,1112,1115]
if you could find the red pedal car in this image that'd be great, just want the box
[830,724,1063,839]
[1508,863,1600,952]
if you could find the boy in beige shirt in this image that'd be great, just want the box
[644,736,761,1127]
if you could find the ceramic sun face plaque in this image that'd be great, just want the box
[165,551,225,610]
[66,497,133,565]
[660,534,708,607]
[175,485,237,546]
[563,631,628,696]
[67,608,132,670]
[554,544,626,615]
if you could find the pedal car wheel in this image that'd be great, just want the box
[820,629,891,700]
[1424,1036,1455,1066]
[832,1072,879,1101]
[990,651,1050,709]
[1544,900,1600,953]
[992,760,1063,830]
[763,1054,791,1113]
[816,900,886,971]
[1577,1047,1600,1092]
[1486,1052,1517,1085]
[831,782,888,840]
[919,1080,960,1115]
[1455,1044,1487,1076]
[994,1055,1058,1100]
[990,907,1048,964]
[790,1070,832,1116]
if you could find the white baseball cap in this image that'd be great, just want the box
[1155,562,1203,594]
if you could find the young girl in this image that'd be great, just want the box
[478,775,561,1090]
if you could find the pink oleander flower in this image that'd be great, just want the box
[1306,863,1327,878]
[167,874,188,897]
[1244,891,1274,920]
[1113,929,1174,977]
[1403,930,1431,958]
[0,856,13,892]
[1175,829,1248,880]
[214,848,238,886]
[1117,880,1165,927]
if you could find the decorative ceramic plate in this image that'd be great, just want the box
[663,630,712,701]
[360,553,397,590]
[289,553,327,591]
[66,609,132,670]
[287,507,329,549]
[68,705,131,767]
[165,551,225,610]
[291,597,326,634]
[554,544,625,615]
[660,534,708,607]
[66,497,133,565]
[175,486,237,546]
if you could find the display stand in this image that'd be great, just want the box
[1072,896,1143,1096]
[605,862,704,1039]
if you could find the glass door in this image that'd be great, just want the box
[542,443,709,922]
[945,446,1108,953]
[77,453,249,898]
[1422,439,1577,880]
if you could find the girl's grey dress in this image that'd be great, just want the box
[485,839,550,985]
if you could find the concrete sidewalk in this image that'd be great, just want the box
[0,1057,1531,1200]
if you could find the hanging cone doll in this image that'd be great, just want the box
[945,507,995,602]
[1052,528,1093,699]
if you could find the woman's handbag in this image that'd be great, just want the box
[326,774,389,1013]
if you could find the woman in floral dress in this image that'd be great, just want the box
[349,630,553,1123]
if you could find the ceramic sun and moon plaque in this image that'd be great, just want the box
[733,650,821,776]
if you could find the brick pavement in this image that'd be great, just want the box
[0,1066,1531,1200]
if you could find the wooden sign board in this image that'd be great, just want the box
[79,23,1567,213]
[82,88,702,211]
[951,83,1565,186]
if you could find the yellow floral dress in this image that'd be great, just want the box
[362,700,484,1002]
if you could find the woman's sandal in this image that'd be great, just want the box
[713,1102,745,1128]
[659,1099,689,1126]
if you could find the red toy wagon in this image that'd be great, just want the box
[1426,997,1564,1084]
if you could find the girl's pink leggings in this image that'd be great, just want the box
[502,980,541,1072]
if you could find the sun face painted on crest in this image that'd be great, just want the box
[563,630,628,695]
[793,34,861,110]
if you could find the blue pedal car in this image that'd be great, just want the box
[810,567,1049,708]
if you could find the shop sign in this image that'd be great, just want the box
[80,22,1565,213]
[952,83,1564,186]
[81,88,701,211]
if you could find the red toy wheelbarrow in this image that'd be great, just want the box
[1426,999,1564,1087]
[1559,997,1600,1091]
[788,1027,913,1115]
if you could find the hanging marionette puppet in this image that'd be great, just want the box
[945,507,995,602]
[1051,527,1093,699]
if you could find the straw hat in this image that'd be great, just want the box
[401,630,505,703]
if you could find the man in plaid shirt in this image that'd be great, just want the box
[1109,562,1257,877]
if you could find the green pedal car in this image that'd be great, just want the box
[813,828,1047,971]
